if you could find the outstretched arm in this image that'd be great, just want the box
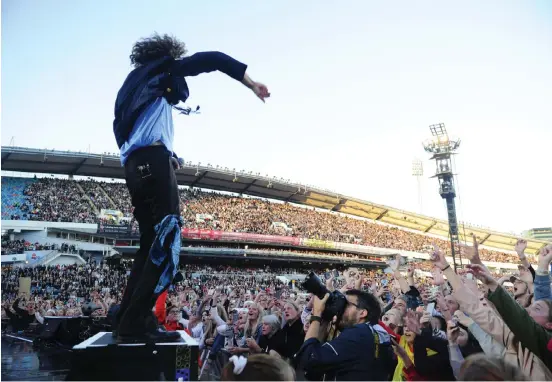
[173,51,270,102]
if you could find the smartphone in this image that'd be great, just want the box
[466,273,474,280]
[426,302,435,315]
[381,279,388,287]
[324,272,331,279]
[333,270,339,278]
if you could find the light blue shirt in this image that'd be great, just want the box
[120,97,174,165]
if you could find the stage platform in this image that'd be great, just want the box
[1,333,71,381]
[67,331,199,381]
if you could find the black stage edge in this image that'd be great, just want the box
[66,331,199,381]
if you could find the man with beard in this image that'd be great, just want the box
[296,290,394,381]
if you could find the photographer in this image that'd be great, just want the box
[296,289,393,381]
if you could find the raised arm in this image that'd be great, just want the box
[390,255,410,294]
[172,51,270,102]
[468,263,552,369]
[535,244,552,301]
[514,239,532,270]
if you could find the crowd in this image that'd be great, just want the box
[22,178,97,223]
[0,238,79,256]
[1,237,551,381]
[78,180,115,212]
[1,177,531,265]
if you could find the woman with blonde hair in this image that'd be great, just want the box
[228,303,262,355]
[242,302,262,341]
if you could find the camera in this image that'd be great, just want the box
[301,272,347,321]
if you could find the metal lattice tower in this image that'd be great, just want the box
[423,123,462,272]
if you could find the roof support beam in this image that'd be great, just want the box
[70,158,88,175]
[285,190,300,202]
[424,221,437,233]
[331,198,345,212]
[479,233,491,244]
[240,179,257,194]
[375,209,388,221]
[190,171,208,188]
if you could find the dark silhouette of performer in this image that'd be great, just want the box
[112,33,269,343]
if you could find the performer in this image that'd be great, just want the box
[112,33,270,343]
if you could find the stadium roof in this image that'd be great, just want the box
[2,146,549,254]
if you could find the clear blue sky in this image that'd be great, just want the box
[2,0,551,235]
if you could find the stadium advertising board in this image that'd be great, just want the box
[98,223,132,235]
[300,238,336,249]
[181,229,300,246]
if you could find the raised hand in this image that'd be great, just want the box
[389,254,401,272]
[252,82,270,102]
[420,311,432,328]
[537,244,552,272]
[515,239,528,256]
[466,264,498,291]
[460,234,482,265]
[447,320,460,344]
[325,274,335,291]
[354,274,363,290]
[431,267,445,286]
[452,310,473,327]
[405,310,422,335]
[430,244,449,270]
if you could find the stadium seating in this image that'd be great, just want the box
[1,177,36,220]
[1,176,527,263]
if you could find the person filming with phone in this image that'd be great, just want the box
[295,286,394,381]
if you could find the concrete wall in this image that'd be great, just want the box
[1,220,97,233]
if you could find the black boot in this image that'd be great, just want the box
[116,312,180,344]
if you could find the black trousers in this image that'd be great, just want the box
[116,146,180,335]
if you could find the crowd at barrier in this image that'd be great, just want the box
[1,178,532,265]
[1,239,551,380]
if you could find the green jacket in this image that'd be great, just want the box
[488,285,552,371]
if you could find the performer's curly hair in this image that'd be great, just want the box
[129,33,187,67]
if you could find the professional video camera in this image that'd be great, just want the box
[301,272,347,321]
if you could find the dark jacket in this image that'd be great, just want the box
[271,318,305,360]
[413,327,456,381]
[113,51,247,149]
[296,323,393,381]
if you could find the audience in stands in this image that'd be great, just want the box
[1,177,533,265]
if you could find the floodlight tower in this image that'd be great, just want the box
[423,123,462,272]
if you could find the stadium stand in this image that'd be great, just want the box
[1,177,36,220]
[1,176,546,263]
